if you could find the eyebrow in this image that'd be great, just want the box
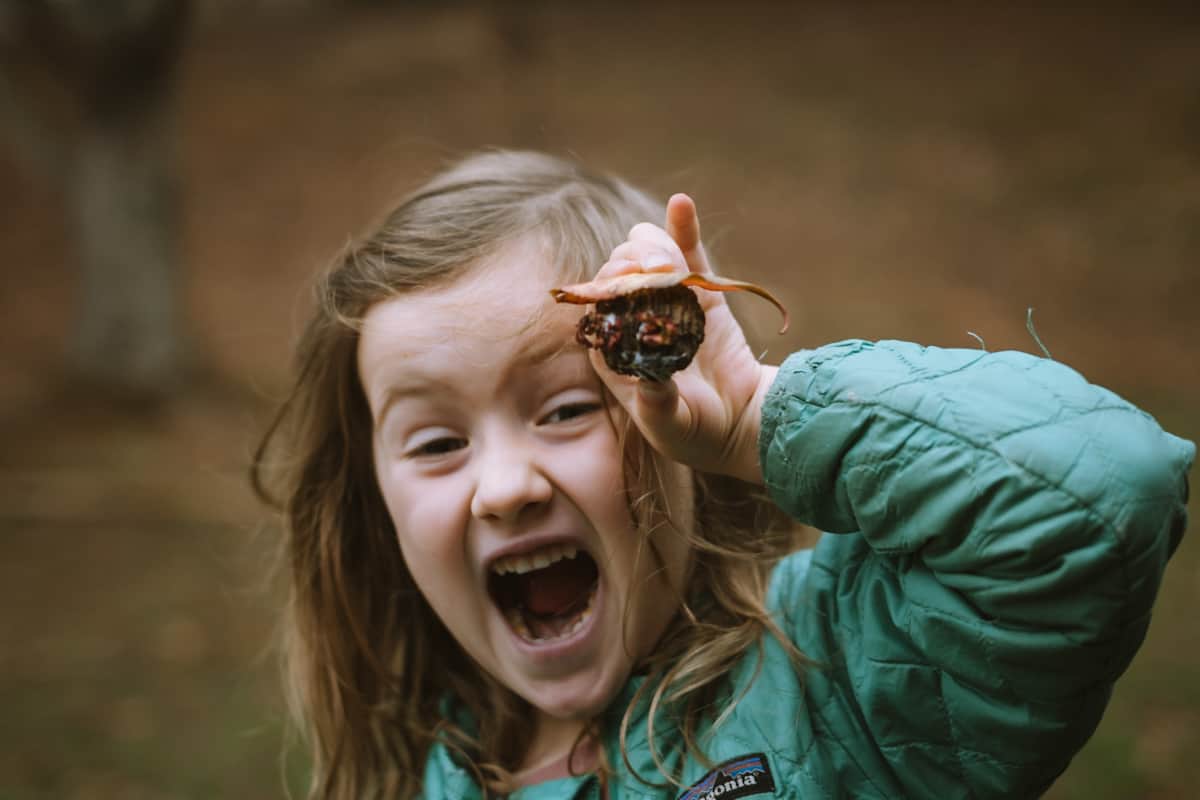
[513,329,577,367]
[370,329,584,429]
[371,376,454,431]
[503,300,584,362]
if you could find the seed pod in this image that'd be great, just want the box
[551,271,789,382]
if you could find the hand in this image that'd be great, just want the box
[589,194,777,485]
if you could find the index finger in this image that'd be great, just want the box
[592,254,643,282]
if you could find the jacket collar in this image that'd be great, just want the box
[422,676,684,798]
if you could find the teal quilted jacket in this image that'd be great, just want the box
[421,340,1194,799]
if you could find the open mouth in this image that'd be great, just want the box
[488,543,600,644]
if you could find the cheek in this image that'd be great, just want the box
[560,424,629,526]
[387,492,481,642]
[375,467,470,594]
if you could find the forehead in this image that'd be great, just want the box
[356,240,585,392]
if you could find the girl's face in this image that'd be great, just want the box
[357,238,693,722]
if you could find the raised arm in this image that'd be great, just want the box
[760,339,1193,797]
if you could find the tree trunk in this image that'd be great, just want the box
[67,87,185,394]
[0,0,190,399]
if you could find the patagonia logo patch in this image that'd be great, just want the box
[677,753,776,800]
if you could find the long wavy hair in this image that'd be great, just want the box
[252,150,807,798]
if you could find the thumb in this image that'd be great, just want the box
[634,378,693,452]
[589,342,693,459]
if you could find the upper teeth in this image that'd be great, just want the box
[492,543,579,575]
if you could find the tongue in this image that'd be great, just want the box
[522,557,593,617]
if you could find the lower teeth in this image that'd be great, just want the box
[504,591,595,643]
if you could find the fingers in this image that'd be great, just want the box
[588,350,638,425]
[665,193,700,254]
[665,193,711,275]
[635,378,690,443]
[589,349,693,459]
[596,229,684,281]
[597,194,710,281]
[627,224,685,271]
[592,252,643,281]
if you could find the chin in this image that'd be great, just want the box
[524,663,627,720]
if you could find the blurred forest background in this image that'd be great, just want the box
[1,1,1197,798]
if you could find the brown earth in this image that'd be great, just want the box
[1,4,1197,798]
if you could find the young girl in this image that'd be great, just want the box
[253,150,1193,799]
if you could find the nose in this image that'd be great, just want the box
[469,427,553,524]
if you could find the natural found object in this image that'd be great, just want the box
[551,271,789,382]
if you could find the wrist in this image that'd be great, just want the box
[732,364,778,485]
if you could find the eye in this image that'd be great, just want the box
[540,401,602,425]
[405,435,467,459]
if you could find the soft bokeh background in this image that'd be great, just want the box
[1,2,1197,798]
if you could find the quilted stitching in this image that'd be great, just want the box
[416,340,1193,799]
[759,340,1192,799]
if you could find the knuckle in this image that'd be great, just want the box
[628,222,661,239]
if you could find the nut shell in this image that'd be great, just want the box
[552,267,789,382]
[576,285,705,382]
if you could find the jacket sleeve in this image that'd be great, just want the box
[758,339,1193,799]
